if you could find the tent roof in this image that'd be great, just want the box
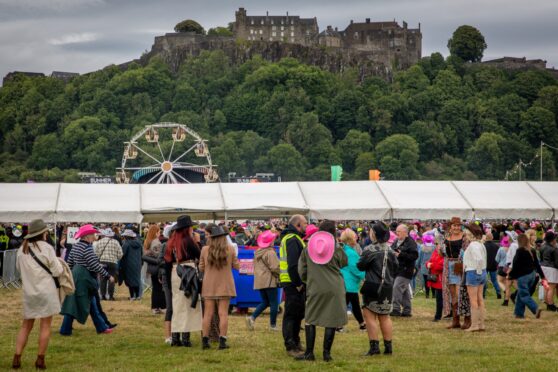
[220,182,308,217]
[452,181,553,219]
[376,181,473,220]
[55,184,142,223]
[300,181,390,220]
[527,182,558,217]
[0,183,59,223]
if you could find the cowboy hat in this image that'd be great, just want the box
[171,215,194,231]
[24,219,49,240]
[307,231,335,265]
[422,234,435,247]
[121,229,137,238]
[209,225,228,238]
[257,230,276,248]
[75,224,99,239]
[101,228,115,238]
[303,224,318,241]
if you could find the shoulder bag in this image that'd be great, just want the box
[29,245,61,289]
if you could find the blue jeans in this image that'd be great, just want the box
[252,288,279,327]
[60,295,110,335]
[483,270,501,297]
[514,272,538,318]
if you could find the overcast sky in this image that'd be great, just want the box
[1,0,557,83]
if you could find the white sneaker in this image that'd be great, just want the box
[269,325,280,332]
[246,316,255,331]
[165,337,172,345]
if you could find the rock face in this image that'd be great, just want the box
[142,33,394,80]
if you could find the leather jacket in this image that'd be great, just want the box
[357,243,398,290]
[176,264,201,308]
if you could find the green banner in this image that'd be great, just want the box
[331,165,343,181]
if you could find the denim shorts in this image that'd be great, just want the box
[447,260,462,285]
[465,270,487,286]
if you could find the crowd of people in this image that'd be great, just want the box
[8,216,558,368]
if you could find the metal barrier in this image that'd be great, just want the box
[1,249,21,289]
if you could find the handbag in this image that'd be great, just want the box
[453,262,464,275]
[426,271,438,282]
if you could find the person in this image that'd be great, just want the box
[200,225,240,350]
[296,221,348,362]
[509,234,545,319]
[496,236,510,302]
[93,228,122,301]
[390,224,418,317]
[462,224,487,332]
[503,230,519,306]
[279,214,308,356]
[426,237,444,322]
[12,219,63,370]
[417,235,435,299]
[443,217,470,329]
[303,224,318,243]
[246,230,281,331]
[483,229,502,299]
[158,223,176,345]
[120,229,143,300]
[339,228,366,331]
[143,224,166,314]
[357,222,398,356]
[164,215,202,348]
[60,224,115,336]
[539,231,558,311]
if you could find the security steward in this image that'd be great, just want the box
[279,214,308,357]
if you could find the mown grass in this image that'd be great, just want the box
[1,287,557,371]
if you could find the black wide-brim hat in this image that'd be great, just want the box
[209,225,229,238]
[172,215,194,231]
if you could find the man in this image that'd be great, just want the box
[390,224,418,317]
[483,230,502,299]
[93,228,123,301]
[279,214,308,357]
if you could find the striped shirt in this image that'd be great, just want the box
[93,238,123,264]
[67,240,110,278]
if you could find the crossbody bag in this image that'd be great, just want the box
[29,245,60,289]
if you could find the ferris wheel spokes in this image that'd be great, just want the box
[171,170,191,184]
[171,142,198,164]
[146,170,163,184]
[131,142,164,165]
[167,137,177,162]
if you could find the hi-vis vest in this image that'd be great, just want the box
[279,233,306,284]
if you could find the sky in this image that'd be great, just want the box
[1,0,557,82]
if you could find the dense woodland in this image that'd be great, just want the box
[1,26,558,183]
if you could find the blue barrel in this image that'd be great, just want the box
[230,246,282,309]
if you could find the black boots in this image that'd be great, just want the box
[295,325,316,361]
[171,333,181,347]
[181,332,192,347]
[384,340,393,355]
[202,336,211,350]
[218,336,229,350]
[365,340,380,356]
[323,327,336,362]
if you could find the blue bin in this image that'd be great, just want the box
[230,246,282,309]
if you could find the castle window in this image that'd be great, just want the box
[261,20,264,25]
[271,20,274,25]
[291,26,294,30]
[354,32,359,39]
[291,38,295,42]
[251,19,254,25]
[306,30,310,35]
[272,32,276,37]
[291,20,294,25]
[281,32,284,37]
[259,30,263,34]
[291,32,294,37]
[281,19,284,24]
[281,26,284,31]
[270,37,273,41]
[272,25,276,30]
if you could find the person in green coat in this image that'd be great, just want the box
[296,220,348,362]
[340,228,366,331]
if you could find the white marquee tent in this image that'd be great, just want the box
[0,181,556,223]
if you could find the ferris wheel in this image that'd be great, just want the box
[116,122,219,184]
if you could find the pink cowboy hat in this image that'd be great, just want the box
[422,234,435,246]
[409,230,418,241]
[500,236,510,248]
[303,224,318,241]
[257,230,276,248]
[388,231,397,245]
[307,231,335,265]
[75,224,99,239]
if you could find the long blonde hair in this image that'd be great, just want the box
[207,235,229,269]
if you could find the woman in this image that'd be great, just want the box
[539,231,558,311]
[418,235,435,299]
[339,228,366,331]
[462,223,487,332]
[443,217,470,329]
[12,219,63,370]
[158,223,176,345]
[426,236,444,322]
[164,215,202,348]
[495,236,510,302]
[296,220,348,362]
[509,234,545,319]
[144,224,166,314]
[60,224,115,337]
[357,222,398,356]
[200,225,239,350]
[120,229,143,300]
[246,230,280,331]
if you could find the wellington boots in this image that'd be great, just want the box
[181,332,192,347]
[170,333,181,347]
[12,354,21,369]
[383,340,393,355]
[35,355,46,370]
[364,340,380,356]
[295,325,316,361]
[461,315,472,330]
[202,336,211,350]
[447,304,461,329]
[323,327,336,362]
[465,308,480,332]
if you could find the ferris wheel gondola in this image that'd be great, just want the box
[116,122,218,184]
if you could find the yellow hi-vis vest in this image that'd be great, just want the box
[279,233,306,284]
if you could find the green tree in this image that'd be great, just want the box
[336,129,372,174]
[354,152,376,180]
[447,25,487,62]
[408,120,447,161]
[375,134,420,179]
[520,106,558,147]
[467,132,504,179]
[174,19,205,34]
[258,143,305,181]
[207,27,233,36]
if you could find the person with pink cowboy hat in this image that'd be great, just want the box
[296,220,348,362]
[60,224,115,336]
[303,224,318,243]
[246,230,281,332]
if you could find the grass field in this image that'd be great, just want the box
[1,287,557,371]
